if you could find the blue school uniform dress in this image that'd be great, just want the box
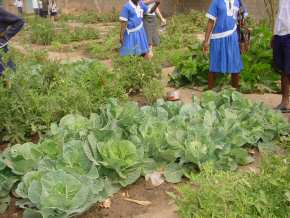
[119,1,149,56]
[207,0,245,73]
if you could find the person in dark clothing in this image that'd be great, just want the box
[39,0,49,18]
[0,7,24,75]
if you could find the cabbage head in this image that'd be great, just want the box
[17,170,104,218]
[97,139,142,187]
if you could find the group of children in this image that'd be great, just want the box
[119,0,166,59]
[0,0,289,112]
[119,0,290,112]
[14,0,58,20]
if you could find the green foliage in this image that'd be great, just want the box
[170,44,209,87]
[60,11,119,24]
[29,18,54,45]
[1,90,289,217]
[240,24,280,93]
[86,27,119,60]
[161,10,206,50]
[143,78,165,104]
[167,10,207,34]
[0,57,125,143]
[152,10,206,66]
[173,153,290,218]
[113,56,162,94]
[29,18,99,45]
[96,139,143,187]
[0,165,20,213]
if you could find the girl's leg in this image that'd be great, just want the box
[280,72,290,108]
[144,52,152,60]
[231,73,240,89]
[148,45,153,58]
[208,72,215,89]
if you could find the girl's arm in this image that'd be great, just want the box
[203,19,215,55]
[120,21,127,45]
[156,7,165,23]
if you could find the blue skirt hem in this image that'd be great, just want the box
[209,32,243,73]
[120,27,149,56]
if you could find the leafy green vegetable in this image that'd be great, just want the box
[0,168,20,214]
[17,170,104,218]
[1,90,289,217]
[164,163,184,183]
[97,139,143,187]
[1,143,42,175]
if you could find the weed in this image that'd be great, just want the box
[173,153,290,218]
[143,78,165,104]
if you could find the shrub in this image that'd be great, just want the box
[113,56,162,94]
[173,154,290,218]
[0,56,125,143]
[143,78,165,104]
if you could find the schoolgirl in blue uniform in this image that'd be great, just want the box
[119,0,150,58]
[203,0,247,89]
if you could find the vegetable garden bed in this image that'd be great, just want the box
[1,10,289,218]
[0,90,289,217]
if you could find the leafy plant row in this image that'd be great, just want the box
[27,17,100,45]
[0,90,289,217]
[0,52,162,143]
[60,11,119,24]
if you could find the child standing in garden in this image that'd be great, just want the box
[49,0,58,21]
[14,0,23,16]
[39,0,49,18]
[119,0,150,58]
[272,0,290,113]
[203,0,247,89]
[143,0,166,58]
[32,0,40,16]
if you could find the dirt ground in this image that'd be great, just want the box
[80,180,178,218]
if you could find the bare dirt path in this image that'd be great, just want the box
[79,180,178,218]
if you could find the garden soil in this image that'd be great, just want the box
[80,179,178,218]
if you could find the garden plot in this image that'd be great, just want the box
[11,18,119,64]
[0,90,289,218]
[0,11,289,218]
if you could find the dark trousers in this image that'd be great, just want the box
[34,8,40,16]
[17,7,23,16]
[273,34,290,75]
[39,9,48,18]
